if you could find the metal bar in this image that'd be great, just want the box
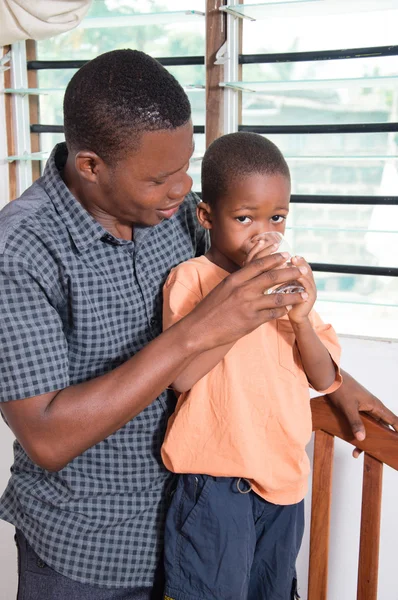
[291,195,398,205]
[239,123,398,134]
[310,264,398,277]
[219,5,255,20]
[192,192,398,207]
[239,45,398,64]
[26,40,40,183]
[10,42,32,195]
[31,124,63,133]
[28,56,205,70]
[224,0,240,134]
[31,124,206,135]
[0,48,10,206]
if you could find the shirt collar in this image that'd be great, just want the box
[41,143,132,252]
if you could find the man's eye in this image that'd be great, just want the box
[271,215,286,223]
[236,216,251,224]
[153,180,166,186]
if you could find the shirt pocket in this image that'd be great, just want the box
[276,319,307,385]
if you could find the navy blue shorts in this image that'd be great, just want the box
[164,475,304,600]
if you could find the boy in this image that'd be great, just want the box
[161,133,342,600]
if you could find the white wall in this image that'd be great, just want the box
[0,427,17,599]
[297,336,398,600]
[0,336,397,599]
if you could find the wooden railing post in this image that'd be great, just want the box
[357,454,383,600]
[308,430,335,600]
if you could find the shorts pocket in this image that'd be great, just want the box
[179,475,213,535]
[173,478,253,599]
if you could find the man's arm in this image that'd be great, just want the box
[1,253,306,471]
[171,343,235,393]
[327,369,398,456]
[288,256,397,449]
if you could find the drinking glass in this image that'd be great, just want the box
[248,232,305,294]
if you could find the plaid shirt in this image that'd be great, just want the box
[0,144,208,588]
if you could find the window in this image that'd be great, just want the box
[221,0,398,339]
[4,0,398,339]
[33,0,206,190]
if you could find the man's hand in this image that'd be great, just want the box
[185,252,309,351]
[327,369,398,457]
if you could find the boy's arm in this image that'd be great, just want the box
[291,318,338,391]
[288,256,341,392]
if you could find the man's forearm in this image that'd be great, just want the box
[2,254,308,471]
[3,317,204,471]
[172,342,235,392]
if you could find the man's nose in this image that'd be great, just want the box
[168,173,193,199]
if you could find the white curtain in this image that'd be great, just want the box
[0,0,92,46]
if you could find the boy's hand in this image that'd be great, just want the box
[243,237,279,265]
[287,256,317,324]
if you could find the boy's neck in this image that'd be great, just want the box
[205,247,240,274]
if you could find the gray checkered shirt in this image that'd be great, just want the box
[0,143,208,588]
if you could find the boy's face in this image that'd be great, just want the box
[204,172,291,272]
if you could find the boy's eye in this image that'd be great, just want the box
[236,216,252,224]
[271,215,286,224]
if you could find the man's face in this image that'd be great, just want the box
[209,172,291,271]
[97,121,195,227]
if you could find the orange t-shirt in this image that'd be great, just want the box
[161,256,342,505]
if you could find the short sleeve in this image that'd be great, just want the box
[309,309,343,394]
[0,254,69,402]
[162,265,204,331]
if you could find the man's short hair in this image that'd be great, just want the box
[201,132,290,206]
[63,49,191,164]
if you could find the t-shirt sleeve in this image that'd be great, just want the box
[0,254,69,402]
[308,309,342,394]
[162,265,204,331]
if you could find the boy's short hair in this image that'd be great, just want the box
[64,49,191,165]
[201,132,290,206]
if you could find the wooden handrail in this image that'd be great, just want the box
[309,396,398,600]
[311,396,398,470]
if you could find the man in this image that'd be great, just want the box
[0,49,396,599]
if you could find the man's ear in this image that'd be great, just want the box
[75,151,104,184]
[197,201,213,230]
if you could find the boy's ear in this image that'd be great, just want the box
[197,202,213,230]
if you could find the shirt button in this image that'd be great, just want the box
[36,558,46,569]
